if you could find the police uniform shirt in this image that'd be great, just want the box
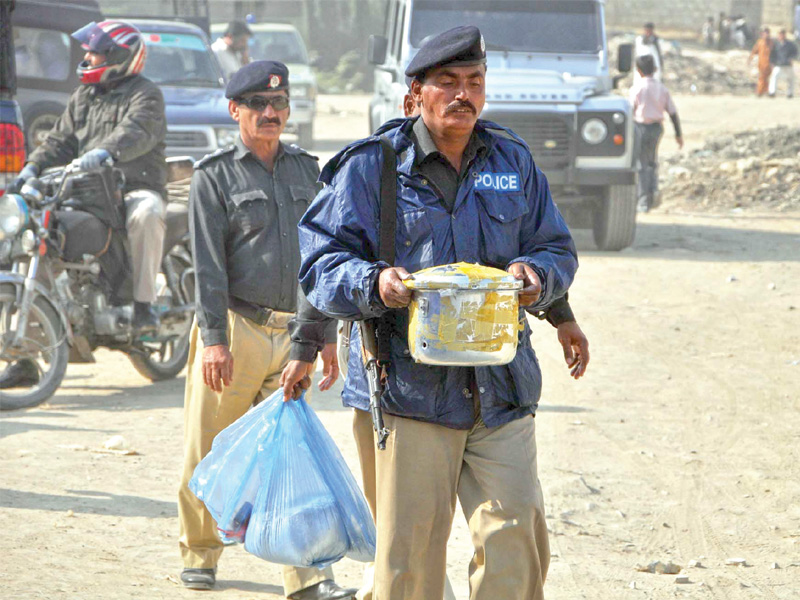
[411,116,486,212]
[189,137,321,347]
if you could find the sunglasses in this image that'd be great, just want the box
[236,95,290,112]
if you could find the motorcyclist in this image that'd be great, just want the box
[2,20,167,390]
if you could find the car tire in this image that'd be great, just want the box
[593,184,637,251]
[23,103,65,154]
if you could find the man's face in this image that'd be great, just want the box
[412,65,485,138]
[778,31,787,41]
[230,34,250,52]
[229,89,291,144]
[644,26,654,37]
[84,51,106,67]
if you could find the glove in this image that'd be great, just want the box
[78,148,112,170]
[7,163,40,194]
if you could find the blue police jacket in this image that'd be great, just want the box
[299,118,578,429]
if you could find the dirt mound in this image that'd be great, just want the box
[659,126,800,212]
[609,36,755,96]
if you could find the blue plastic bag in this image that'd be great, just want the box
[189,388,376,567]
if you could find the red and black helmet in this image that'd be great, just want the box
[72,21,147,85]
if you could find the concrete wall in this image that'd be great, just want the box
[605,0,794,32]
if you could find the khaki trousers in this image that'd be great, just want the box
[353,408,549,600]
[178,310,333,596]
[124,189,166,304]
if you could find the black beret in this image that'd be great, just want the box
[226,21,252,37]
[225,60,290,99]
[405,26,486,80]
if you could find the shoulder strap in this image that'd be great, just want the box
[376,135,397,366]
[377,135,397,266]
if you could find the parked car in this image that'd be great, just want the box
[368,0,636,251]
[1,0,25,197]
[12,1,237,160]
[210,22,317,148]
[130,19,238,159]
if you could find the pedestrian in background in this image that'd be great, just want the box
[178,60,354,600]
[769,29,798,98]
[748,28,774,97]
[211,20,252,79]
[630,55,683,213]
[718,12,730,50]
[634,22,664,83]
[702,16,715,48]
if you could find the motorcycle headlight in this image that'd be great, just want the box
[581,118,608,145]
[0,194,29,241]
[214,127,239,148]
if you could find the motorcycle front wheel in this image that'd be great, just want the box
[0,284,69,410]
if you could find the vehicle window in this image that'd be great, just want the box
[384,0,396,40]
[249,31,309,64]
[140,32,223,87]
[393,4,406,60]
[409,0,602,54]
[14,27,71,81]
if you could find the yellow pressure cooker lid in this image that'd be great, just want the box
[404,262,523,291]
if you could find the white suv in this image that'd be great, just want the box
[211,22,317,148]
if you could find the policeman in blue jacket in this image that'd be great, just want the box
[298,26,577,600]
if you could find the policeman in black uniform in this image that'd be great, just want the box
[178,60,352,600]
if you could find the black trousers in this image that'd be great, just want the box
[634,121,664,208]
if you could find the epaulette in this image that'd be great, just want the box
[478,119,531,151]
[194,145,235,169]
[319,135,384,184]
[284,143,319,161]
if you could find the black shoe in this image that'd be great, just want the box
[287,580,358,600]
[133,302,160,332]
[180,568,216,591]
[0,360,40,389]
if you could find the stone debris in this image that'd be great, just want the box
[770,562,780,569]
[609,37,754,96]
[725,557,748,566]
[660,127,800,213]
[636,561,682,574]
[628,581,637,589]
[688,559,703,568]
[675,575,691,584]
[103,435,129,450]
[727,275,738,283]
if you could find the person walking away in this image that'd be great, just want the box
[702,16,715,48]
[630,55,683,213]
[749,28,774,96]
[212,21,251,79]
[298,26,578,600]
[634,22,665,83]
[1,20,167,389]
[178,60,354,600]
[769,29,798,98]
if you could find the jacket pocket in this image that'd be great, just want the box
[230,190,269,232]
[477,190,528,265]
[383,334,443,419]
[396,207,433,272]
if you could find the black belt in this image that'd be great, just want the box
[228,296,290,329]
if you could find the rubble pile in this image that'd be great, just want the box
[609,36,754,96]
[659,126,800,212]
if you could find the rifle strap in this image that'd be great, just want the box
[376,135,397,366]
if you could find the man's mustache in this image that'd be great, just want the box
[444,100,477,115]
[257,117,282,126]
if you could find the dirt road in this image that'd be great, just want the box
[1,94,799,600]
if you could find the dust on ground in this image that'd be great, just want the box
[1,94,800,600]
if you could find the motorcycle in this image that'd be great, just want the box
[0,157,195,410]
